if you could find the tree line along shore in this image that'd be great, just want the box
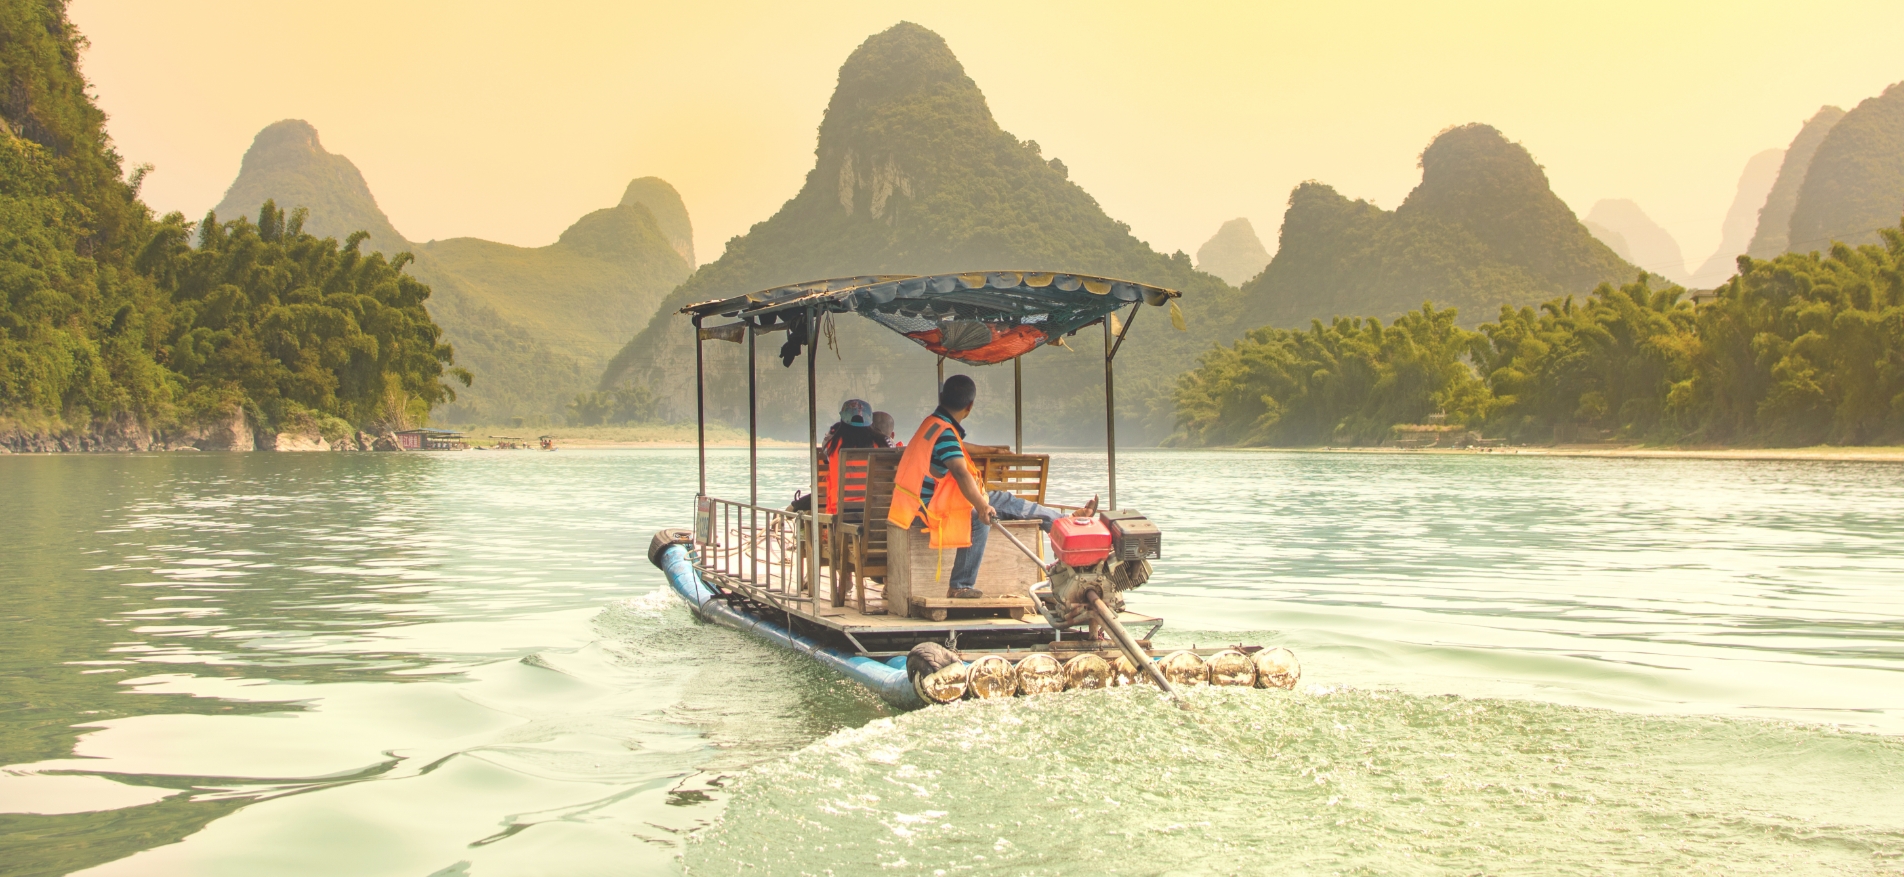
[1172,225,1904,449]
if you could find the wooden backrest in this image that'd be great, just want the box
[838,448,903,571]
[974,454,1049,503]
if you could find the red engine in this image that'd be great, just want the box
[1048,516,1113,567]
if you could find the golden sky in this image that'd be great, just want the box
[71,1,1904,275]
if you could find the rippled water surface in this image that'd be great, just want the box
[1,449,1901,876]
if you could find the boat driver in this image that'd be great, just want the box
[888,374,1094,599]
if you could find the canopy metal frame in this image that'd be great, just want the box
[689,271,1179,557]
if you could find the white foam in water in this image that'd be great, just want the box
[612,585,683,618]
[691,687,1904,875]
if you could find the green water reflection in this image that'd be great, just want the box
[1,449,1901,875]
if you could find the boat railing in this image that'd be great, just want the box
[693,495,831,604]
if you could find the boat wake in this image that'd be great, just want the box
[686,685,1904,875]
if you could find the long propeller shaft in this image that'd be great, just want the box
[989,521,1183,704]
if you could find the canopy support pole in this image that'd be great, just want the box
[1103,319,1116,510]
[1107,303,1142,360]
[806,307,821,602]
[748,324,758,587]
[936,356,945,395]
[1013,355,1024,454]
[693,315,706,497]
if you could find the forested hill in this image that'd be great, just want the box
[1748,106,1844,258]
[1173,218,1904,448]
[409,181,692,422]
[1788,81,1904,253]
[599,22,1240,445]
[213,120,407,255]
[0,0,457,450]
[212,122,693,423]
[1239,124,1635,330]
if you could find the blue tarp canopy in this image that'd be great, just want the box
[681,271,1182,365]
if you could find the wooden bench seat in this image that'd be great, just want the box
[835,448,1053,619]
[973,453,1049,503]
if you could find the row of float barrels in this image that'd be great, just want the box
[916,647,1300,704]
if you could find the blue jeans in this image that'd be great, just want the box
[949,491,1065,590]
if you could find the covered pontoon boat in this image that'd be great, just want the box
[648,271,1298,709]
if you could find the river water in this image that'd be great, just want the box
[1,449,1901,876]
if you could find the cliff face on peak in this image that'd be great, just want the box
[1239,124,1634,329]
[598,21,1239,445]
[1788,82,1904,252]
[1195,218,1272,286]
[1748,106,1845,258]
[213,120,692,422]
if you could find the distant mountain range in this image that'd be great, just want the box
[201,57,1904,442]
[1195,218,1272,286]
[1238,124,1635,328]
[1688,148,1782,289]
[212,120,692,423]
[1615,84,1900,289]
[1585,199,1688,285]
[597,22,1241,444]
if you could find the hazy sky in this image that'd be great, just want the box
[71,1,1904,278]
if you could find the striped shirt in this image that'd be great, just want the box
[915,408,967,507]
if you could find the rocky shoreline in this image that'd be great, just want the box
[0,409,403,454]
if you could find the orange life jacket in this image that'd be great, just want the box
[817,435,870,515]
[817,437,835,514]
[887,413,978,549]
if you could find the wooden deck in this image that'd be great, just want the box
[696,564,1162,656]
[688,458,1164,656]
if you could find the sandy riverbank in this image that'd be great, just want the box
[483,432,1904,461]
[453,423,802,449]
[1272,444,1904,463]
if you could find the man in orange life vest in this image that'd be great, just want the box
[887,375,1091,598]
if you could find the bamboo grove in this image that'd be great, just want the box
[2,0,461,440]
[1172,221,1904,447]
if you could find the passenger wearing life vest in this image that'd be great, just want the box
[817,399,889,517]
[888,375,1094,599]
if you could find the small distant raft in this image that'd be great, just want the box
[652,271,1298,710]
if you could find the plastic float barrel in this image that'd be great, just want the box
[1061,653,1113,690]
[1253,647,1301,690]
[1156,650,1209,687]
[907,643,968,704]
[1014,653,1064,695]
[653,539,925,710]
[915,663,969,704]
[1206,650,1256,686]
[966,655,1015,699]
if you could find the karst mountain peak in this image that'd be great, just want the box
[1240,122,1634,328]
[598,20,1238,444]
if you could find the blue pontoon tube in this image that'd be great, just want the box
[653,541,925,710]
